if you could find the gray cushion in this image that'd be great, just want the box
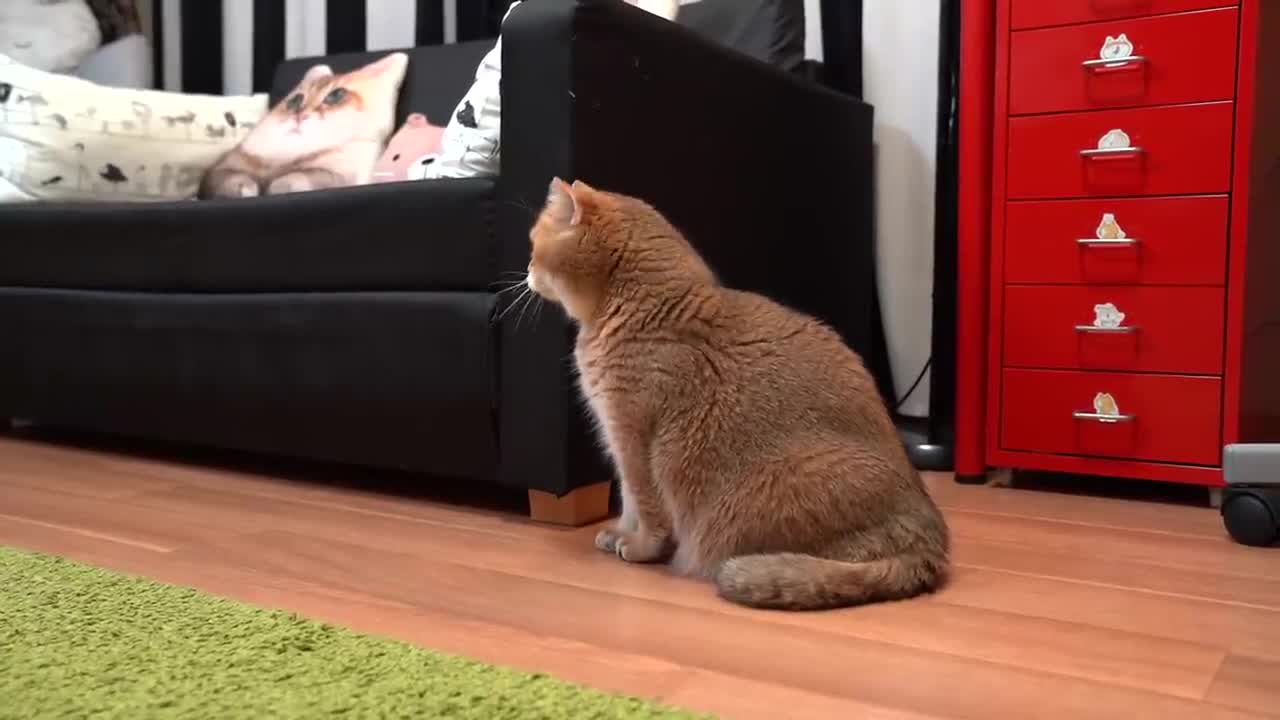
[677,0,806,72]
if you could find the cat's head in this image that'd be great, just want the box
[527,178,712,323]
[255,53,408,152]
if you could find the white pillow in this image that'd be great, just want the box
[630,0,680,20]
[0,0,100,73]
[425,1,522,180]
[74,34,154,90]
[0,53,268,203]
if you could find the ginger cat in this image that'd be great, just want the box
[526,179,950,610]
[199,53,407,198]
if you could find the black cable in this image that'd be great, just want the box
[893,357,932,412]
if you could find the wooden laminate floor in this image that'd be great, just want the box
[1,432,1278,719]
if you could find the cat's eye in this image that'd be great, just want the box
[323,88,348,105]
[285,93,304,112]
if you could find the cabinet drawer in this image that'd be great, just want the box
[1006,102,1234,199]
[1003,285,1225,374]
[1009,8,1238,115]
[1001,368,1222,465]
[1004,196,1229,285]
[1011,1,1237,30]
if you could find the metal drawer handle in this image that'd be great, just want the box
[1073,411,1135,423]
[1074,324,1136,333]
[1080,146,1144,157]
[1082,55,1147,69]
[1077,237,1139,247]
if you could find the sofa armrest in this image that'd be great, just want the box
[495,0,878,495]
[501,0,874,329]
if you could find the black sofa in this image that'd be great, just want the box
[0,0,878,524]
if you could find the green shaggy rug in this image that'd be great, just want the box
[0,547,703,719]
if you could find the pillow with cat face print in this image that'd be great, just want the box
[200,53,408,198]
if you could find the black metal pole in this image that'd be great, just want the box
[819,0,863,98]
[903,0,961,471]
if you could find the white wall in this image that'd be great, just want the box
[862,0,939,417]
[803,0,823,59]
[796,0,939,416]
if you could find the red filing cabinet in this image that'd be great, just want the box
[968,0,1280,487]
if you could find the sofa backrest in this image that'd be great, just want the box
[270,41,493,128]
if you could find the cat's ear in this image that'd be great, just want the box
[301,64,334,85]
[571,179,597,194]
[359,52,409,79]
[547,177,583,226]
[1103,35,1114,43]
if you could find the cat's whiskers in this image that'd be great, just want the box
[491,271,530,296]
[491,280,527,295]
[503,199,537,219]
[495,286,532,323]
[513,288,539,331]
[529,294,547,330]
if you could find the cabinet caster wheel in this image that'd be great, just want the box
[1222,445,1280,547]
[1222,487,1280,547]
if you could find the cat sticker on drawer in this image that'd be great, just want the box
[1003,196,1230,285]
[1002,285,1225,374]
[1000,369,1223,466]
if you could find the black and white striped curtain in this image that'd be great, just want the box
[155,0,846,97]
[152,0,513,96]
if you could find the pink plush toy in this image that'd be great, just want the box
[372,113,445,182]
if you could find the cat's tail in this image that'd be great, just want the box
[713,551,947,611]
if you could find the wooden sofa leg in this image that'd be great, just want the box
[528,481,612,526]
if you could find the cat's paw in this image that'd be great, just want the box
[226,176,259,198]
[615,533,666,564]
[596,524,668,563]
[267,174,315,195]
[594,526,623,554]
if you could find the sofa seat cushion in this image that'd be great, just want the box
[0,177,497,292]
